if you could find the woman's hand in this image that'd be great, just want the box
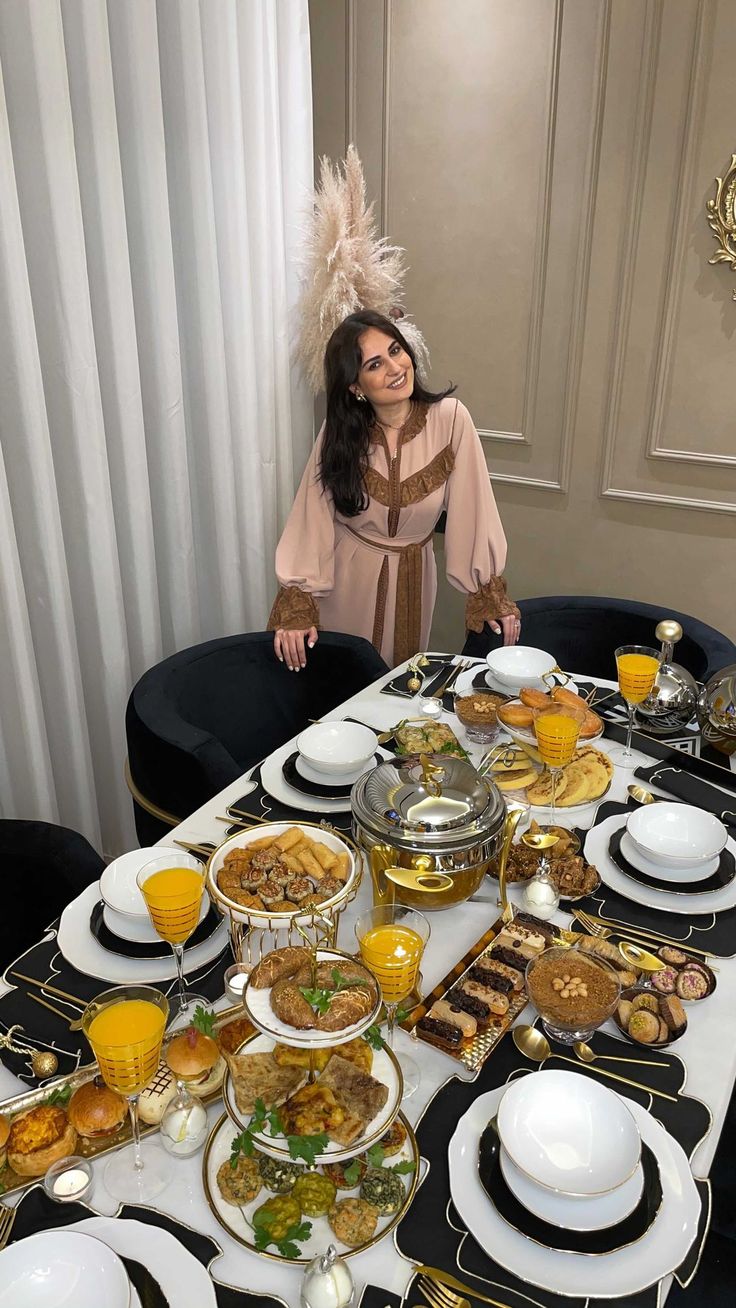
[274,627,319,671]
[489,614,521,646]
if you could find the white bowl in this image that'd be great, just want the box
[0,1231,130,1308]
[626,802,727,869]
[619,831,718,885]
[500,1145,644,1231]
[486,646,556,689]
[103,893,209,942]
[296,720,377,775]
[99,847,172,918]
[496,1070,641,1196]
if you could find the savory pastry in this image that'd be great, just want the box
[660,994,687,1036]
[292,1172,337,1217]
[627,1010,660,1044]
[217,1154,262,1205]
[7,1104,77,1176]
[0,1116,9,1169]
[166,1027,224,1093]
[328,1197,379,1246]
[67,1077,126,1139]
[258,1155,302,1194]
[317,1056,389,1143]
[224,1051,307,1114]
[360,1168,405,1214]
[253,1194,301,1236]
[273,1043,332,1073]
[324,1156,368,1189]
[330,1037,373,1074]
[394,720,466,758]
[280,1083,348,1140]
[271,978,318,1030]
[216,1015,256,1056]
[318,985,377,1032]
[138,1063,178,1125]
[427,998,477,1036]
[380,1118,408,1157]
[676,968,710,1001]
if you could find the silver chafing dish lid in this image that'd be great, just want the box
[351,754,505,850]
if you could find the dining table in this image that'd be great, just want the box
[1,652,735,1308]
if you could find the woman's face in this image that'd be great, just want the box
[351,328,414,408]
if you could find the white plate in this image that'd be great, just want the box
[585,815,736,915]
[496,1070,640,1197]
[59,1216,217,1308]
[626,802,727,868]
[243,948,381,1047]
[260,740,352,812]
[102,894,210,944]
[448,1083,701,1297]
[0,1231,130,1308]
[223,1031,402,1162]
[100,847,174,918]
[619,832,717,884]
[295,754,369,787]
[57,883,229,983]
[499,1146,644,1231]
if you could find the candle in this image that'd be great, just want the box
[44,1156,93,1203]
[53,1168,90,1197]
[223,964,250,1003]
[418,697,442,720]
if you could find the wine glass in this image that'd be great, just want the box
[355,904,429,1099]
[533,703,586,824]
[82,985,169,1201]
[137,852,208,1027]
[607,644,661,768]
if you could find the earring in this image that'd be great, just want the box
[355,391,365,402]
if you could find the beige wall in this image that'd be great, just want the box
[308,0,736,653]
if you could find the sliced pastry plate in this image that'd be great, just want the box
[448,1086,701,1297]
[243,948,382,1048]
[203,1109,419,1264]
[222,1030,403,1163]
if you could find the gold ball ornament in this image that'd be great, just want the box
[407,675,421,692]
[31,1050,59,1077]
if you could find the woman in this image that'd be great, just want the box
[269,310,520,670]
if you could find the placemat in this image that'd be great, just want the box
[5,1184,285,1308]
[572,800,736,957]
[634,762,736,833]
[0,929,230,1086]
[228,768,354,835]
[396,1025,711,1308]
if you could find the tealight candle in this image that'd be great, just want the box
[44,1156,93,1203]
[223,964,250,1003]
[418,697,443,720]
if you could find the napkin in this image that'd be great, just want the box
[381,656,452,698]
[634,761,736,832]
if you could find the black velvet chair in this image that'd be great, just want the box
[462,596,736,683]
[125,631,389,844]
[0,820,104,970]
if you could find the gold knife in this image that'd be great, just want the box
[415,1266,513,1308]
[430,660,467,700]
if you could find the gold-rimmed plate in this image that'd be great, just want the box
[202,1109,419,1264]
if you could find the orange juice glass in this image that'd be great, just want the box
[137,852,208,1026]
[82,985,170,1201]
[355,904,430,1099]
[612,644,661,766]
[534,704,586,823]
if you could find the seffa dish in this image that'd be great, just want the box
[352,753,508,911]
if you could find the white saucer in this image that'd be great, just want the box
[58,883,228,983]
[102,894,209,943]
[259,740,351,813]
[483,668,580,697]
[585,815,736,915]
[500,1145,644,1231]
[59,1217,216,1308]
[294,754,368,787]
[619,831,718,884]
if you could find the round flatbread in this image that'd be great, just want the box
[556,760,592,806]
[491,753,534,774]
[526,770,568,805]
[578,745,614,780]
[495,769,539,792]
[575,755,610,800]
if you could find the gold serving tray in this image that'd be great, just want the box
[400,912,550,1074]
[0,1005,246,1198]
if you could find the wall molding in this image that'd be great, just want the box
[602,485,736,516]
[345,0,357,146]
[380,0,392,235]
[479,428,527,446]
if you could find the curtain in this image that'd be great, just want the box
[0,0,313,856]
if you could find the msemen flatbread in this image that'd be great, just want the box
[224,1051,307,1114]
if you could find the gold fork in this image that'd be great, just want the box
[417,1269,512,1308]
[0,1204,17,1250]
[574,910,715,959]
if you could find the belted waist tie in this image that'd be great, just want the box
[344,524,434,667]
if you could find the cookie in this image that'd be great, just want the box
[627,1010,660,1043]
[526,770,568,805]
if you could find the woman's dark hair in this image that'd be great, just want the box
[319,309,455,516]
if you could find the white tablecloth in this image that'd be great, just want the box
[2,659,734,1305]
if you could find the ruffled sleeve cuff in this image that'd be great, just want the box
[465,577,520,632]
[267,586,320,631]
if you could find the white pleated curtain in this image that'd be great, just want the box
[0,0,313,855]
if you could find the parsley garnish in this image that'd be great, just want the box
[298,968,363,1016]
[46,1084,72,1106]
[229,1097,328,1170]
[364,1141,415,1176]
[192,1005,217,1037]
[341,1158,362,1187]
[364,1023,384,1050]
[287,1132,329,1166]
[252,1212,313,1258]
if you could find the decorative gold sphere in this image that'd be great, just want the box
[31,1050,59,1077]
[655,619,683,645]
[407,675,421,692]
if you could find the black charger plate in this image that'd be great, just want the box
[608,828,735,896]
[479,1123,662,1255]
[281,750,381,799]
[89,900,222,959]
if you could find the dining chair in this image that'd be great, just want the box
[125,630,388,844]
[0,820,104,970]
[463,596,736,683]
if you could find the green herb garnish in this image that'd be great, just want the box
[252,1214,313,1258]
[192,1005,217,1037]
[387,1158,416,1175]
[364,1141,415,1175]
[341,1158,362,1187]
[46,1084,72,1107]
[230,1098,284,1166]
[364,1023,384,1050]
[298,969,363,1016]
[287,1132,329,1166]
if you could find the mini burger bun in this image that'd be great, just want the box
[68,1078,127,1138]
[8,1119,78,1177]
[0,1116,9,1167]
[165,1028,223,1093]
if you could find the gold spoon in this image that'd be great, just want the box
[618,940,666,972]
[572,1040,667,1069]
[512,1024,677,1100]
[521,832,560,852]
[627,784,661,805]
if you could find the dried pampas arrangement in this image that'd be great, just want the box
[296,144,429,393]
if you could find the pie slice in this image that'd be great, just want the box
[224,1051,307,1115]
[318,1054,389,1144]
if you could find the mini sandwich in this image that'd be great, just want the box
[68,1077,127,1139]
[7,1104,77,1177]
[165,1027,224,1095]
[0,1116,9,1168]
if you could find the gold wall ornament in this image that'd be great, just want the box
[706,153,736,299]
